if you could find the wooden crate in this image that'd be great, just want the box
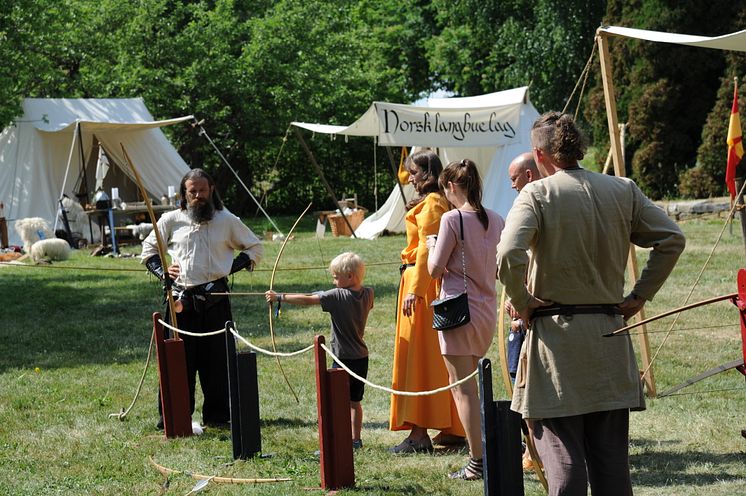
[328,209,366,237]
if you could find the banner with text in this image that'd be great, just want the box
[375,102,523,147]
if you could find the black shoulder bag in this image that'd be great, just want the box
[431,210,471,330]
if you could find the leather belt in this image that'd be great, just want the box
[399,263,415,275]
[532,304,622,319]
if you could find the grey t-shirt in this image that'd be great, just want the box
[318,287,374,359]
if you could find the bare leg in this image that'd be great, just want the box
[442,354,482,459]
[351,401,362,441]
[409,425,429,441]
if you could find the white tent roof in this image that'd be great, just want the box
[293,86,529,147]
[291,87,538,238]
[0,98,192,246]
[599,26,746,52]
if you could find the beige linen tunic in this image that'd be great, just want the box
[496,168,685,419]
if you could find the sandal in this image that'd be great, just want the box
[449,457,483,480]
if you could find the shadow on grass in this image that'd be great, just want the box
[631,438,746,486]
[262,416,317,429]
[0,260,402,373]
[0,270,161,372]
[262,418,391,432]
[348,483,427,494]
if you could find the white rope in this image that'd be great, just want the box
[229,327,314,357]
[157,319,226,337]
[320,343,478,397]
[156,320,478,397]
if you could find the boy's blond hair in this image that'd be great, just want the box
[329,252,365,281]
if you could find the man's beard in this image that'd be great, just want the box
[188,199,215,223]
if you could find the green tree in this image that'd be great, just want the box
[690,5,746,197]
[426,0,606,112]
[586,0,742,198]
[0,0,436,214]
[0,0,79,125]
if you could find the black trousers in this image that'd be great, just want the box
[533,409,633,496]
[160,294,232,425]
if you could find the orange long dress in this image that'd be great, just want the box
[389,192,465,435]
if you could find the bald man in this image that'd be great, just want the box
[505,152,541,384]
[508,152,540,193]
[505,152,542,470]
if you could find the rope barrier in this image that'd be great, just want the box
[0,259,400,273]
[229,327,314,357]
[157,319,226,337]
[108,330,155,420]
[319,342,478,397]
[0,261,144,272]
[154,320,478,397]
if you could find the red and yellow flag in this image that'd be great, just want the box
[726,80,743,199]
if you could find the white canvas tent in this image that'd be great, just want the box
[291,86,539,239]
[0,98,192,246]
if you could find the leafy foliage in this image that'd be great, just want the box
[2,1,745,206]
[694,6,746,196]
[426,0,606,112]
[585,0,745,198]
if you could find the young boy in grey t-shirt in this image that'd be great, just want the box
[266,252,373,448]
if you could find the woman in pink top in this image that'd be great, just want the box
[427,159,505,480]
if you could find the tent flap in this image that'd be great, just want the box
[291,86,532,148]
[0,98,191,247]
[599,26,746,52]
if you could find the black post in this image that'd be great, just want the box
[57,198,75,248]
[237,350,261,456]
[479,358,523,496]
[225,321,261,459]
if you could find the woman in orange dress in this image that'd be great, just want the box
[389,150,465,453]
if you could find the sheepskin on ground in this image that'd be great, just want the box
[30,238,71,262]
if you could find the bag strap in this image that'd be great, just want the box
[457,210,467,293]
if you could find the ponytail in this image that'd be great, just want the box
[441,159,489,230]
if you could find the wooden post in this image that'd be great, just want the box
[152,312,192,438]
[736,270,746,373]
[735,178,746,257]
[314,335,354,490]
[225,321,261,459]
[597,29,656,396]
[385,146,409,209]
[293,127,357,238]
[0,217,7,248]
[479,358,523,496]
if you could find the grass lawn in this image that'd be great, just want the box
[1,216,745,495]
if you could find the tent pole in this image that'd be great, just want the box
[598,29,656,397]
[373,138,378,211]
[193,119,283,236]
[76,121,90,205]
[385,146,408,209]
[292,127,357,238]
[54,122,81,234]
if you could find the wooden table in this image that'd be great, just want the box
[85,205,175,251]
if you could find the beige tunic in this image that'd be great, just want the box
[496,168,685,419]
